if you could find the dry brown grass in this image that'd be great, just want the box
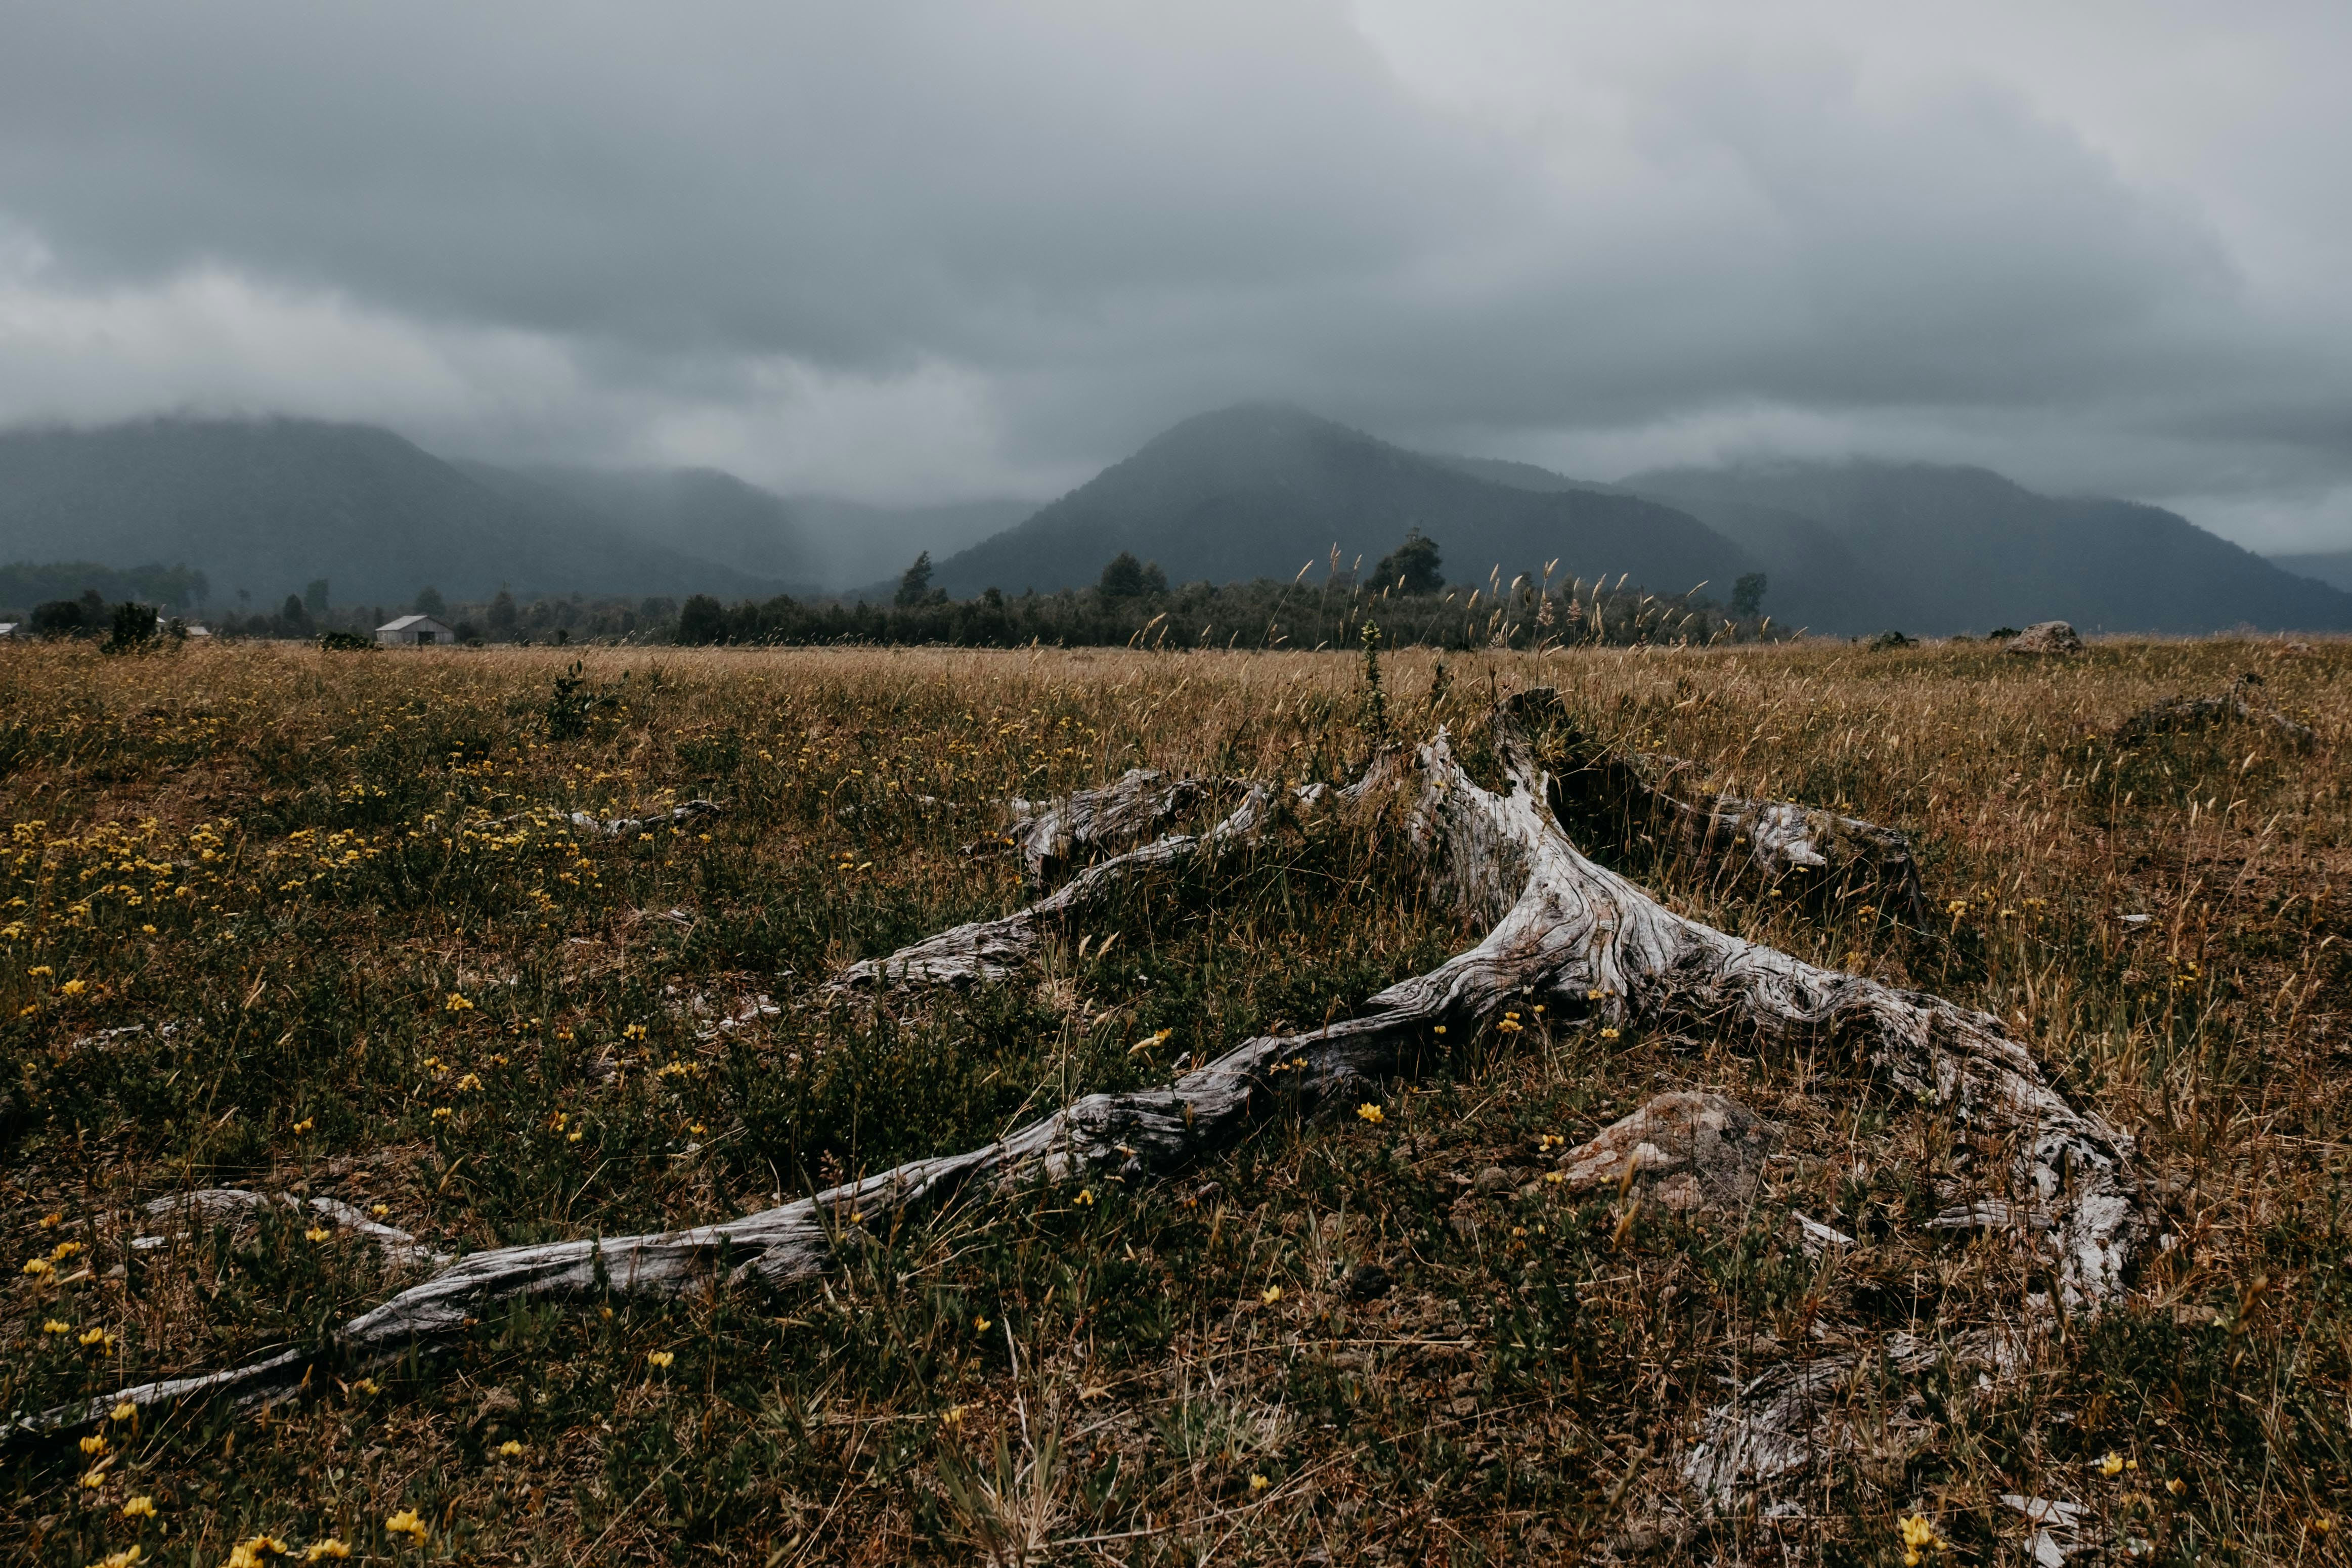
[1,636,2345,1564]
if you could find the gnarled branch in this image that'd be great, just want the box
[1545,721,1929,923]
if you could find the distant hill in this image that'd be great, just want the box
[929,405,1749,601]
[1622,460,2352,635]
[0,417,788,609]
[459,463,1033,592]
[1430,456,1901,634]
[457,462,821,591]
[789,496,1036,593]
[2271,550,2352,594]
[0,560,209,616]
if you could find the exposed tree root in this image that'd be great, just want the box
[2112,672,2317,750]
[836,764,1380,994]
[27,692,2137,1524]
[1546,720,1929,923]
[998,767,1234,885]
[128,1189,449,1270]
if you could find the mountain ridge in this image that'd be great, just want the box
[1621,457,2352,634]
[0,417,786,608]
[929,404,1753,601]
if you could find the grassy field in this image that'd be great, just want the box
[2,637,2346,1565]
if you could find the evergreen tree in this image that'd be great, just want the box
[1097,551,1166,597]
[676,594,727,645]
[1732,572,1767,617]
[1374,530,1443,594]
[897,552,941,608]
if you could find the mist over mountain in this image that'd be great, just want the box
[456,462,822,591]
[0,417,786,609]
[2270,550,2352,594]
[1426,457,1898,634]
[1621,460,2352,635]
[786,496,1035,591]
[928,405,1749,600]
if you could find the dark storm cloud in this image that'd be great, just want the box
[1,2,2347,545]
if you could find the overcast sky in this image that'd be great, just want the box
[3,2,2349,549]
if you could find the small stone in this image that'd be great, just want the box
[1473,1165,1514,1196]
[1342,1263,1392,1301]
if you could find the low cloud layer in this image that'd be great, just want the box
[2,2,2348,547]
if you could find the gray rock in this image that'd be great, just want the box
[1556,1092,1779,1213]
[2005,621,2084,655]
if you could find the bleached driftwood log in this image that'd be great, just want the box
[837,765,1375,994]
[26,692,2133,1487]
[1546,720,1929,922]
[998,768,1229,884]
[835,782,1280,993]
[129,1189,449,1269]
[571,799,721,837]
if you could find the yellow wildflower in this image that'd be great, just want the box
[383,1508,428,1544]
[351,1378,380,1396]
[1599,1027,1621,1041]
[306,1227,333,1244]
[82,1464,110,1488]
[80,1327,116,1352]
[369,1204,389,1218]
[303,1543,351,1561]
[80,1433,106,1455]
[60,979,86,996]
[52,1240,82,1260]
[1898,1512,1947,1564]
[290,1118,314,1135]
[2098,1451,2126,1477]
[1248,1473,1270,1493]
[496,1440,524,1458]
[975,1316,991,1333]
[42,1319,70,1334]
[1073,1188,1094,1207]
[38,1212,61,1229]
[1356,1103,1384,1124]
[23,1257,53,1277]
[646,1349,675,1368]
[1261,1285,1282,1304]
[454,1073,482,1092]
[121,1494,157,1517]
[430,1107,453,1120]
[2167,1477,2187,1496]
[112,1401,136,1422]
[444,993,473,1011]
[96,1549,142,1568]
